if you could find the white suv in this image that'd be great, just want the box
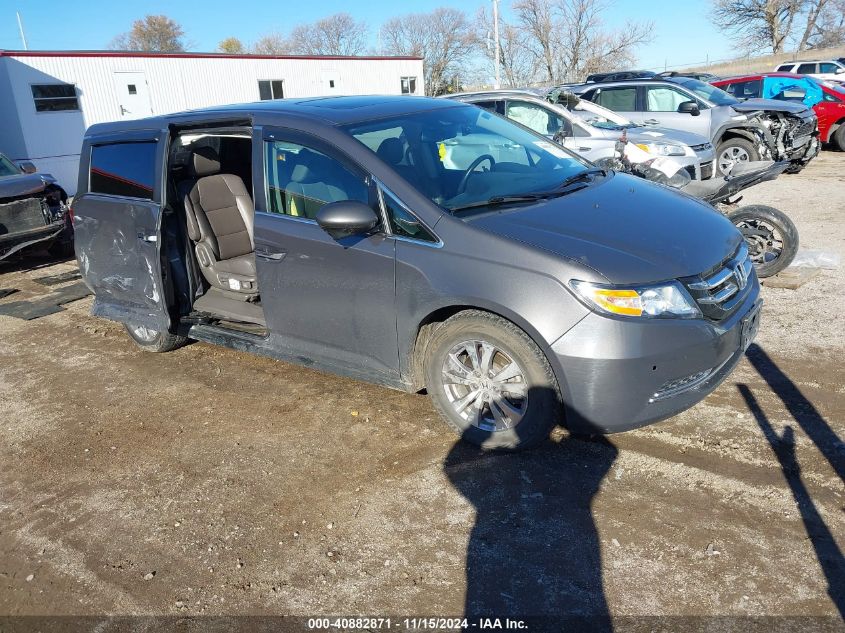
[775,59,845,83]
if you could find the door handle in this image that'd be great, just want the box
[577,146,592,151]
[137,232,157,243]
[644,119,659,125]
[256,246,286,261]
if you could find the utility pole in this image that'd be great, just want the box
[16,12,28,50]
[492,0,501,89]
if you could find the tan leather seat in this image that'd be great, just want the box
[182,148,258,297]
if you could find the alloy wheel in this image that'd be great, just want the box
[440,339,528,432]
[718,146,750,175]
[735,218,784,264]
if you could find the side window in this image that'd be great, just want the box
[380,188,437,243]
[645,86,693,112]
[819,62,839,74]
[776,64,793,72]
[264,141,367,219]
[471,100,504,115]
[797,63,817,74]
[592,87,637,111]
[729,79,762,99]
[90,142,157,199]
[506,100,564,136]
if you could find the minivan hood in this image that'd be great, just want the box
[466,172,741,285]
[0,173,53,199]
[731,98,811,115]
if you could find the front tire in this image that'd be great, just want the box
[124,324,187,353]
[424,311,562,451]
[728,204,799,278]
[716,137,759,176]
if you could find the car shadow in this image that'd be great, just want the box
[738,384,845,618]
[443,394,617,630]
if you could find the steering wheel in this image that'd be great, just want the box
[457,154,496,194]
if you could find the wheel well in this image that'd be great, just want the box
[409,305,557,395]
[717,128,756,146]
[828,118,845,141]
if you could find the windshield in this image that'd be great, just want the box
[343,105,590,212]
[0,154,21,178]
[670,77,739,106]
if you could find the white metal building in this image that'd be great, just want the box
[0,50,424,193]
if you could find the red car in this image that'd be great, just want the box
[712,72,845,151]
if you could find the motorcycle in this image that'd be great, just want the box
[595,132,798,277]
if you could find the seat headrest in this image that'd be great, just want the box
[290,149,323,184]
[191,146,221,177]
[376,138,403,166]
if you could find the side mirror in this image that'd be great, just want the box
[18,161,37,174]
[316,200,379,240]
[835,67,844,74]
[678,101,700,116]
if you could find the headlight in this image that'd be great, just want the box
[569,280,701,318]
[635,141,687,157]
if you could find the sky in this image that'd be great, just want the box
[0,0,735,72]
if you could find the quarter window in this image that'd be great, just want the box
[264,141,367,219]
[259,80,285,100]
[31,84,79,112]
[380,188,436,243]
[401,76,417,95]
[90,142,157,199]
[592,87,637,111]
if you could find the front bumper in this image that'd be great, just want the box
[551,279,761,434]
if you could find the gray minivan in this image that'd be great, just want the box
[73,96,761,450]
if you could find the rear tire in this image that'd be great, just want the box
[423,310,562,451]
[716,137,759,176]
[834,125,845,152]
[728,204,799,278]
[124,324,187,353]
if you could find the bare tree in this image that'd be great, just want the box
[797,0,829,49]
[217,37,245,54]
[110,15,186,52]
[380,8,475,95]
[513,0,560,82]
[252,33,293,55]
[475,6,539,86]
[287,13,368,56]
[802,0,845,47]
[500,0,651,84]
[711,0,803,53]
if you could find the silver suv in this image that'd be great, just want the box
[571,77,819,175]
[447,89,716,180]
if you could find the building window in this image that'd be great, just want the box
[400,76,417,95]
[259,80,285,100]
[90,142,157,200]
[31,84,79,112]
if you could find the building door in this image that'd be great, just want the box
[113,72,153,119]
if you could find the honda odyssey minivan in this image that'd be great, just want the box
[73,96,761,450]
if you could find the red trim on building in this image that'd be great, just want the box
[0,49,422,62]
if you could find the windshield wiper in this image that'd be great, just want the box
[450,191,569,213]
[557,167,606,189]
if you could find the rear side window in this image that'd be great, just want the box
[797,63,817,74]
[90,142,157,200]
[776,64,793,72]
[593,87,637,111]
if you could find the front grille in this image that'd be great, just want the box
[690,143,713,152]
[0,197,49,236]
[700,161,714,180]
[682,242,754,320]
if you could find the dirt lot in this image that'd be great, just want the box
[1,153,843,628]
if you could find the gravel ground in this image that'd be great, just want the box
[0,152,843,629]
